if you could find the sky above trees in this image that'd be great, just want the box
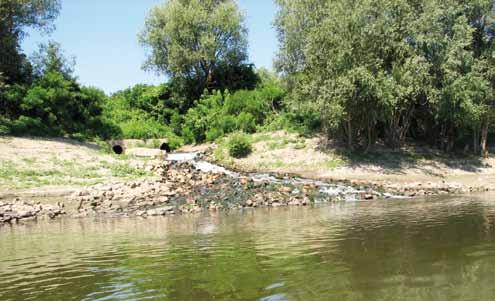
[20,0,277,94]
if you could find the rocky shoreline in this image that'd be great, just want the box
[0,153,487,226]
[0,200,65,224]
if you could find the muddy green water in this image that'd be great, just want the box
[2,195,495,301]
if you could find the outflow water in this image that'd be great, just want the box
[1,194,495,300]
[166,152,389,202]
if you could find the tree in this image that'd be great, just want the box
[139,0,250,100]
[275,0,495,154]
[31,41,75,80]
[0,0,61,83]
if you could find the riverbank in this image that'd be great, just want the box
[1,134,493,225]
[212,131,495,194]
[0,136,161,197]
[0,158,381,224]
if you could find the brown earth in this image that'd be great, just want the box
[0,136,162,198]
[212,131,495,193]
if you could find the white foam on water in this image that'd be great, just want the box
[166,152,384,200]
[193,161,239,177]
[167,152,199,162]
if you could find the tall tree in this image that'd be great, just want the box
[31,41,75,80]
[275,0,495,154]
[0,0,61,83]
[139,0,250,101]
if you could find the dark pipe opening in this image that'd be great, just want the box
[160,143,171,152]
[112,145,124,155]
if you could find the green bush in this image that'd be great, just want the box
[119,117,170,139]
[206,127,224,142]
[236,112,256,133]
[181,83,287,143]
[228,133,253,158]
[0,116,11,135]
[166,133,185,150]
[181,126,196,144]
[219,115,237,133]
[10,116,47,136]
[0,72,118,139]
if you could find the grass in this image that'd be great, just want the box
[213,131,464,174]
[323,158,346,169]
[0,152,154,190]
[213,131,311,167]
[257,160,285,169]
[211,130,490,183]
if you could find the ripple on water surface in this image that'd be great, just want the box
[2,194,495,300]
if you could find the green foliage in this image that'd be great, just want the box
[139,0,258,100]
[275,0,495,153]
[236,112,256,133]
[181,80,287,143]
[31,41,75,80]
[227,132,253,158]
[104,84,185,149]
[1,42,119,140]
[0,0,61,84]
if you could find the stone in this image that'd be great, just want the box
[363,194,374,200]
[147,206,174,216]
[135,210,147,217]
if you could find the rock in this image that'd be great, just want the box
[289,199,301,206]
[79,190,90,197]
[156,197,169,204]
[363,194,374,200]
[146,206,174,216]
[135,210,147,217]
[0,200,64,224]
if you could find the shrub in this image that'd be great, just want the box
[228,133,253,158]
[119,117,169,139]
[219,115,237,133]
[236,112,256,133]
[10,116,48,136]
[166,132,184,150]
[206,127,224,142]
[181,126,196,144]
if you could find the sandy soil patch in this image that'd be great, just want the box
[213,131,495,191]
[0,137,158,196]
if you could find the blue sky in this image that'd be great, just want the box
[21,0,278,94]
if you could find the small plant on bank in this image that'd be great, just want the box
[228,133,253,158]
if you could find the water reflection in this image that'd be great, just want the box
[1,194,495,300]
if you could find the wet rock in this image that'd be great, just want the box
[363,194,375,200]
[146,206,174,216]
[0,201,65,224]
[135,210,147,217]
[68,154,471,219]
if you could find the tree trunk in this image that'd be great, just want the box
[446,125,455,153]
[347,117,353,151]
[366,125,373,153]
[473,127,479,155]
[481,117,489,157]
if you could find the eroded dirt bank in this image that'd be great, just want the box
[211,131,495,194]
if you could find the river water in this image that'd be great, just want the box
[1,194,495,301]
